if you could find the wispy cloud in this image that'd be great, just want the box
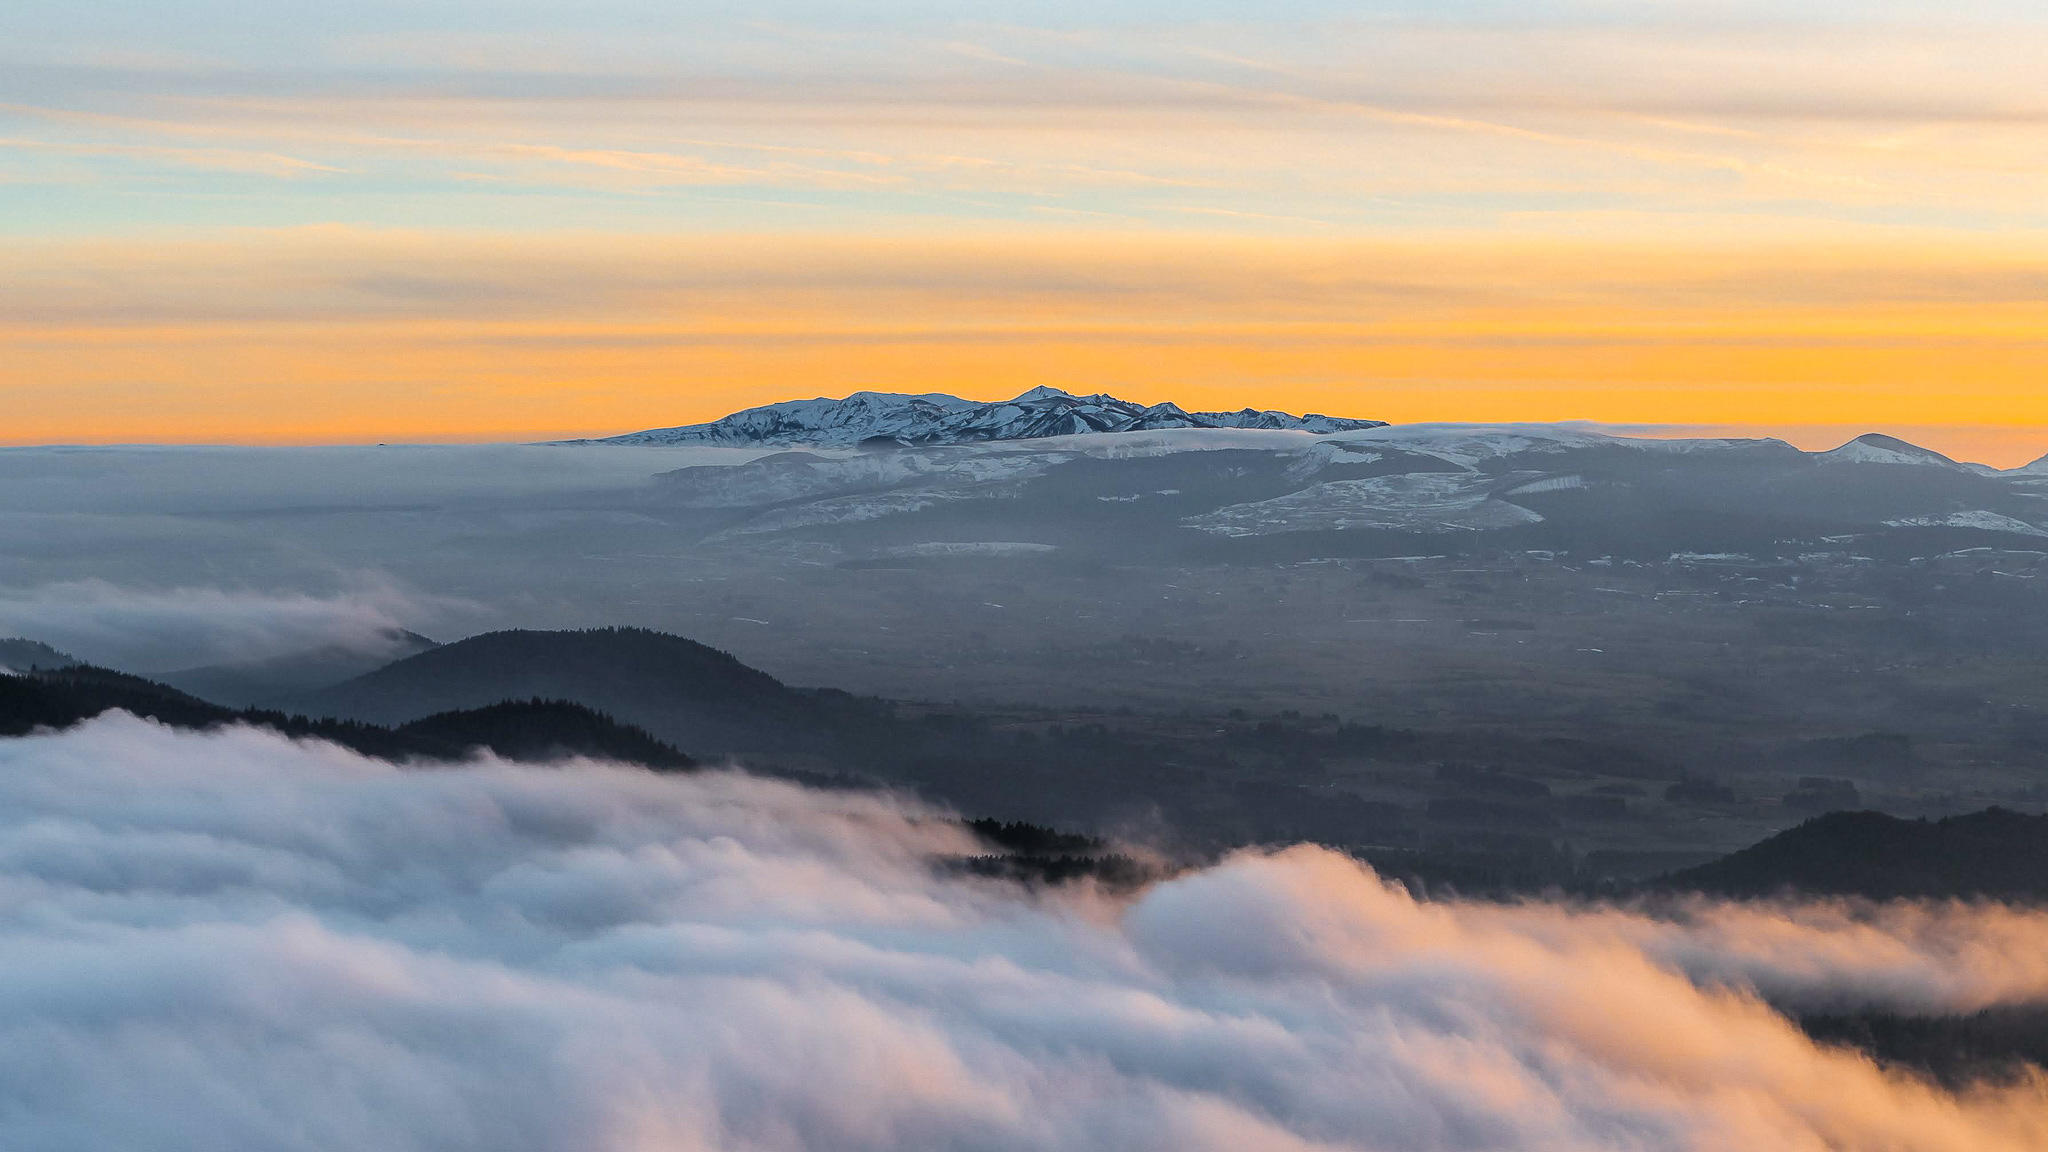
[0,135,343,177]
[8,7,2048,227]
[0,580,452,671]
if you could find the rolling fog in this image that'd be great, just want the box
[2,714,2046,1151]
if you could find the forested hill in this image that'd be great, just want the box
[272,627,837,756]
[0,664,1141,888]
[1663,808,2048,901]
[0,664,696,769]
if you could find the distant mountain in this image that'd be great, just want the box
[164,629,440,707]
[619,418,2048,562]
[0,638,78,673]
[275,627,853,757]
[0,664,695,769]
[1817,433,1975,471]
[577,387,1386,447]
[1662,808,2048,900]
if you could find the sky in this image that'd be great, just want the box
[4,1,2046,461]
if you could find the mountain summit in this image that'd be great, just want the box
[1817,433,1970,470]
[577,387,1386,448]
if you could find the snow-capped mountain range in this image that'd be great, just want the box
[580,387,1387,448]
[600,414,2048,561]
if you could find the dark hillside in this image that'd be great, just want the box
[395,699,695,769]
[0,638,78,671]
[0,666,695,770]
[276,627,820,755]
[1662,808,2048,901]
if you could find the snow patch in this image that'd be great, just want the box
[1885,511,2048,537]
[883,542,1058,558]
[1185,474,1544,536]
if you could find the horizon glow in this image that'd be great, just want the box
[4,2,2046,461]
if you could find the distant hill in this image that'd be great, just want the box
[0,664,695,769]
[0,664,1149,885]
[1,664,233,734]
[1662,808,2048,900]
[0,638,79,672]
[162,629,440,707]
[274,627,852,756]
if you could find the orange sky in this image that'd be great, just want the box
[6,4,2048,458]
[4,229,2045,464]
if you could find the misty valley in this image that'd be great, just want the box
[7,395,2048,1148]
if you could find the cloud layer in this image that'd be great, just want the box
[0,580,432,670]
[3,713,2047,1150]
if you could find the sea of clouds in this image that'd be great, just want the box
[2,714,2045,1151]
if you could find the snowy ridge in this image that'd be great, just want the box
[579,388,1385,447]
[1185,474,1546,537]
[580,411,2048,552]
[1818,434,1970,471]
[1885,511,2048,538]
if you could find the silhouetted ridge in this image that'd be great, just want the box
[0,666,695,770]
[1797,1005,2048,1087]
[276,627,814,754]
[395,698,695,769]
[0,638,79,672]
[1662,808,2048,900]
[161,627,439,707]
[1,664,229,734]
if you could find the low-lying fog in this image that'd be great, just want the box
[3,715,2045,1151]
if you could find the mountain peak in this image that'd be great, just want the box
[581,389,1385,448]
[1009,386,1074,403]
[1818,433,1964,470]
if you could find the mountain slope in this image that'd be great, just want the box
[582,387,1385,447]
[1661,808,2048,900]
[0,638,78,673]
[276,627,841,756]
[1817,433,1972,470]
[393,699,695,769]
[624,417,2048,561]
[161,629,440,707]
[0,665,696,768]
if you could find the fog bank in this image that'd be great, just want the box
[1,715,2044,1151]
